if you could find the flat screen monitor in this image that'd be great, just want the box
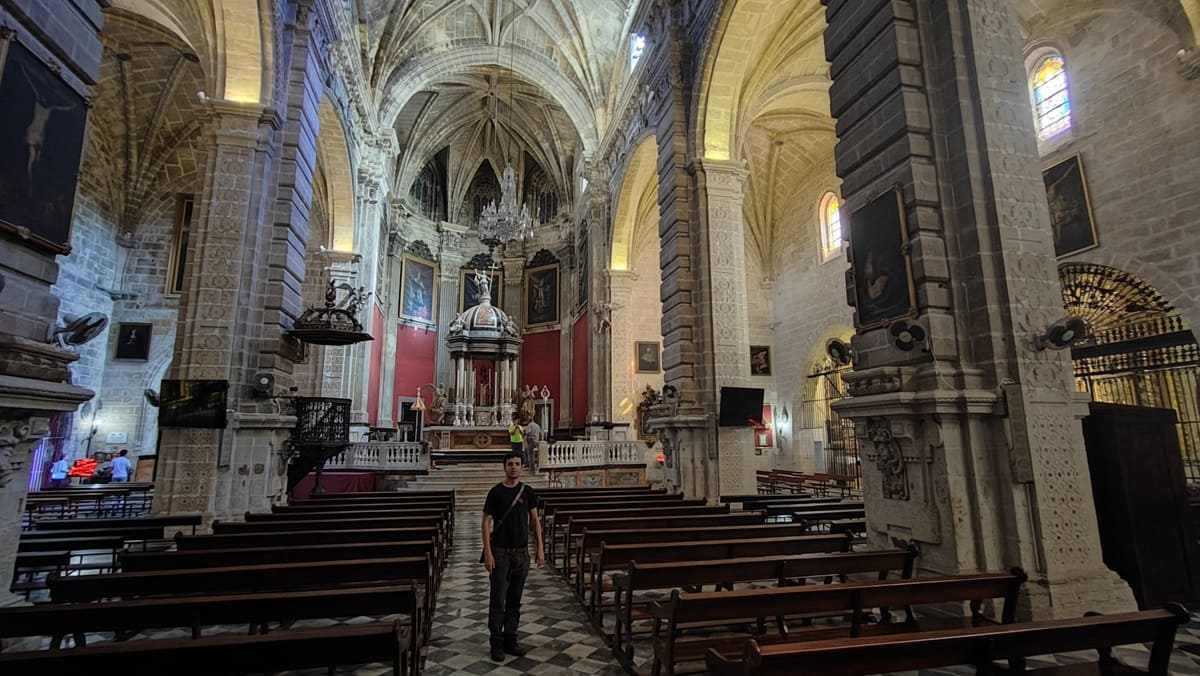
[159,379,229,429]
[718,387,764,427]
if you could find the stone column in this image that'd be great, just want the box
[155,100,282,520]
[823,0,1134,618]
[502,256,524,326]
[692,160,755,497]
[0,415,48,607]
[584,165,613,424]
[320,253,361,399]
[608,270,635,423]
[435,223,468,391]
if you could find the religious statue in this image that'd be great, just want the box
[519,384,538,423]
[474,268,492,302]
[429,383,448,425]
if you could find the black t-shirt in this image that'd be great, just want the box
[483,482,538,548]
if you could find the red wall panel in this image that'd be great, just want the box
[520,331,561,413]
[393,325,437,424]
[367,306,385,426]
[572,314,588,426]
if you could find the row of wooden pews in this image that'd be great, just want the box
[548,487,1190,676]
[755,470,860,499]
[23,482,156,525]
[0,489,455,675]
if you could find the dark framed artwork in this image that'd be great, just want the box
[849,187,917,328]
[158,379,229,429]
[0,39,89,254]
[1043,153,1099,258]
[635,341,660,374]
[460,269,502,310]
[399,253,437,323]
[114,323,152,361]
[525,263,559,328]
[750,345,772,376]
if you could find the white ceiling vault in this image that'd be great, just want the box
[357,0,642,216]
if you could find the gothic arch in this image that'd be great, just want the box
[377,46,600,151]
[317,97,357,252]
[610,134,659,271]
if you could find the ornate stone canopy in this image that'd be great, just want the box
[443,270,522,427]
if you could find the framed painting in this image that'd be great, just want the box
[635,341,660,374]
[114,323,152,361]
[525,263,559,328]
[1043,153,1099,258]
[399,253,437,323]
[0,39,89,254]
[848,187,917,328]
[750,345,772,376]
[460,269,502,310]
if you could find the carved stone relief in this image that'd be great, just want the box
[860,418,911,501]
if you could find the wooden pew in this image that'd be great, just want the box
[651,570,1025,676]
[174,526,440,551]
[297,489,454,503]
[705,605,1190,676]
[611,548,917,667]
[557,513,766,574]
[552,505,734,569]
[0,621,413,676]
[211,515,448,553]
[720,495,840,508]
[34,514,202,536]
[590,534,852,617]
[244,507,453,548]
[0,585,425,673]
[122,540,438,573]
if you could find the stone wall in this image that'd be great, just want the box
[1026,8,1200,330]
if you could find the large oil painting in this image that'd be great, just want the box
[399,253,437,323]
[1043,154,1099,258]
[849,188,917,328]
[0,40,89,253]
[525,263,559,328]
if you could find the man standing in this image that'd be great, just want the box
[110,449,133,483]
[523,417,542,470]
[507,413,524,454]
[481,452,545,662]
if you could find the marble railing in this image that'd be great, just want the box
[325,442,428,472]
[542,440,645,470]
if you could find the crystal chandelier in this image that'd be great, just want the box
[478,163,537,255]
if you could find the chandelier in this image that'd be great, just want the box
[478,163,537,255]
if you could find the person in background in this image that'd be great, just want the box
[49,456,70,488]
[522,417,542,471]
[110,449,133,483]
[507,413,524,455]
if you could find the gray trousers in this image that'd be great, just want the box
[488,545,530,641]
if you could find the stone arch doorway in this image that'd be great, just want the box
[797,329,858,481]
[1061,263,1200,485]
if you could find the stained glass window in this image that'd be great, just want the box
[820,192,843,260]
[1033,55,1072,141]
[630,34,646,72]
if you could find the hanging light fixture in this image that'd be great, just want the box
[477,0,538,256]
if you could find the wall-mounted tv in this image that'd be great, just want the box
[718,387,765,427]
[159,379,229,429]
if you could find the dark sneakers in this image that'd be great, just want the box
[502,639,527,657]
[490,640,505,662]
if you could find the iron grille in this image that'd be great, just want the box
[805,362,861,483]
[293,397,351,448]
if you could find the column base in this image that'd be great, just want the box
[1021,568,1138,620]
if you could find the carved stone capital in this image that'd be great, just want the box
[0,414,50,489]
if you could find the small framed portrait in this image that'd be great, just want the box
[461,269,502,311]
[1043,153,1099,258]
[750,345,772,376]
[525,263,559,328]
[399,253,437,323]
[0,39,89,254]
[114,323,152,360]
[848,187,917,328]
[635,341,660,374]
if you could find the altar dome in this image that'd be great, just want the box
[448,277,519,339]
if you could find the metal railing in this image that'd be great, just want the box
[542,440,645,470]
[325,442,428,472]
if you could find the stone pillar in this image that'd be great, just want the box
[435,223,468,391]
[0,415,49,607]
[584,164,612,423]
[321,253,361,399]
[502,256,524,326]
[608,270,635,422]
[155,100,282,520]
[823,0,1134,618]
[693,160,755,497]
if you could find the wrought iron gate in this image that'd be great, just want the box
[804,362,860,481]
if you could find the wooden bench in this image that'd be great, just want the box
[122,540,438,574]
[720,495,840,508]
[34,514,201,536]
[763,504,866,526]
[652,570,1025,675]
[302,489,455,498]
[0,584,426,673]
[558,513,766,574]
[611,548,917,667]
[0,621,413,676]
[591,534,853,617]
[211,515,448,551]
[705,604,1190,676]
[552,505,735,569]
[175,526,440,551]
[244,507,453,548]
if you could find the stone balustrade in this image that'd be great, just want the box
[325,442,428,472]
[542,440,646,470]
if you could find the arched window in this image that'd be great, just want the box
[1031,54,1072,141]
[819,192,843,260]
[629,34,646,72]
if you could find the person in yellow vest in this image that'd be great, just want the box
[507,413,524,455]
